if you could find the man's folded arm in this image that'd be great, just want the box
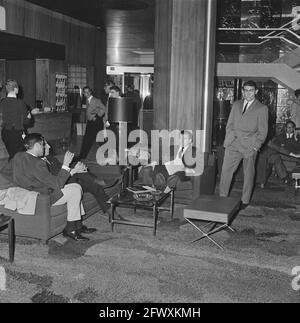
[33,161,70,190]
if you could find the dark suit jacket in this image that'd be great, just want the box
[224,98,269,155]
[268,132,300,155]
[1,152,70,204]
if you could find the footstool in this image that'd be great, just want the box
[291,169,300,196]
[183,195,240,249]
[0,214,15,262]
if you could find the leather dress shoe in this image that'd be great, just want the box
[79,225,97,234]
[94,178,119,188]
[62,230,89,241]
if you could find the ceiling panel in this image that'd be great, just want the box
[24,0,155,65]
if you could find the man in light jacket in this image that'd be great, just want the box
[219,80,269,209]
[78,86,106,160]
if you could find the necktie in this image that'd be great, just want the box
[242,102,248,114]
[177,147,184,159]
[42,157,50,165]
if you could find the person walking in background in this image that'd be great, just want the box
[101,79,115,105]
[78,86,106,160]
[0,79,32,160]
[219,80,269,209]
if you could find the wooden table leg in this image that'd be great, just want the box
[111,204,115,232]
[170,189,175,219]
[8,219,15,262]
[153,205,158,236]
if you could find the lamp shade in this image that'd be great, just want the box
[108,97,135,123]
[213,100,231,120]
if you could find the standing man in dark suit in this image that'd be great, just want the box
[219,80,269,209]
[78,86,106,160]
[0,79,32,160]
[102,79,115,105]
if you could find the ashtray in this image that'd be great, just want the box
[133,193,153,202]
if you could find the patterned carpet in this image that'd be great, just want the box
[0,174,300,303]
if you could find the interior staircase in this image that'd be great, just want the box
[217,16,300,91]
[216,62,300,91]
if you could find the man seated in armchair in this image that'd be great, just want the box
[263,120,300,184]
[138,130,204,193]
[41,136,120,221]
[1,133,95,241]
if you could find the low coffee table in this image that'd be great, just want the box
[183,195,240,249]
[109,187,175,236]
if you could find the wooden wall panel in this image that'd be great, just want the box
[94,31,107,97]
[153,0,173,130]
[105,7,155,66]
[154,0,217,147]
[169,0,207,132]
[35,59,49,106]
[0,0,106,101]
[6,59,36,109]
[0,59,5,85]
[0,59,8,159]
[0,0,105,67]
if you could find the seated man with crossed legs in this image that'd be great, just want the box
[140,130,204,192]
[1,133,95,241]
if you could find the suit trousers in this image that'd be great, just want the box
[69,172,110,212]
[219,148,257,204]
[79,117,103,159]
[267,152,288,180]
[52,183,84,224]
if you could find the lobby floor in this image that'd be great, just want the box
[0,135,300,303]
[0,167,300,303]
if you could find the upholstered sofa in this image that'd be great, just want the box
[137,152,217,204]
[0,162,124,242]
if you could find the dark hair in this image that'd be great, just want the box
[286,120,296,128]
[104,80,115,86]
[243,80,257,90]
[110,85,121,93]
[180,130,193,140]
[295,89,300,97]
[83,86,93,94]
[24,133,44,150]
